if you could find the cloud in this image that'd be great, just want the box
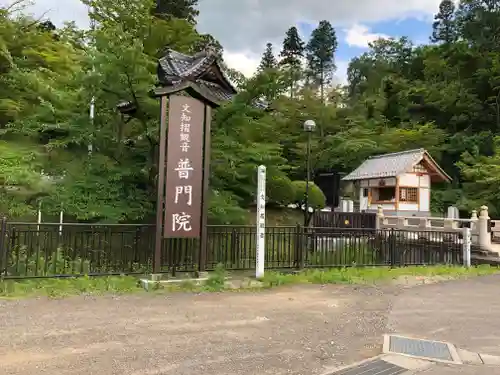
[1,0,444,78]
[1,0,89,25]
[2,0,443,52]
[335,60,349,86]
[223,50,260,77]
[196,0,442,54]
[343,24,389,48]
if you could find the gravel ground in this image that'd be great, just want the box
[0,284,391,375]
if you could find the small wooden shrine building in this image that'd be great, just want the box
[342,149,451,216]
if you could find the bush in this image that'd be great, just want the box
[208,189,248,224]
[291,180,326,209]
[267,175,296,206]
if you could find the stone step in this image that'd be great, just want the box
[472,249,499,258]
[472,254,500,266]
[471,246,500,258]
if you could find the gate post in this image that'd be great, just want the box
[294,224,304,269]
[462,227,471,267]
[478,206,491,251]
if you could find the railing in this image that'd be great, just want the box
[375,205,490,252]
[313,211,377,230]
[0,221,463,279]
[2,223,156,278]
[379,216,474,231]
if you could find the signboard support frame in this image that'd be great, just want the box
[153,95,168,274]
[198,105,211,273]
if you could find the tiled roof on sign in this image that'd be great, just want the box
[117,47,268,113]
[157,47,237,100]
[342,149,450,181]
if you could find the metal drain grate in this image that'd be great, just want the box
[387,335,454,362]
[330,359,407,375]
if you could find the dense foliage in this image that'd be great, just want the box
[2,0,500,222]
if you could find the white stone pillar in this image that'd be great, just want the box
[347,200,354,213]
[462,227,471,267]
[340,199,348,212]
[478,205,491,250]
[447,206,459,219]
[470,209,479,245]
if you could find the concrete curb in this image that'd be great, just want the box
[382,334,462,365]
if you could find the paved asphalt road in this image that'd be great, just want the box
[1,275,500,375]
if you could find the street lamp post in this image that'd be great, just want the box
[303,119,316,227]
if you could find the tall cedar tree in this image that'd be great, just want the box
[306,20,338,103]
[280,26,304,66]
[153,0,199,24]
[258,42,277,71]
[280,26,305,97]
[431,0,458,43]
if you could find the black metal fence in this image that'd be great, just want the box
[0,219,463,279]
[313,211,377,230]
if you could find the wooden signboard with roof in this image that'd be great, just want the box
[118,47,266,274]
[153,49,236,273]
[151,48,238,273]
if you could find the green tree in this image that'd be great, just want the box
[305,20,338,102]
[0,4,85,216]
[456,0,500,50]
[291,180,326,226]
[431,0,458,44]
[457,137,500,216]
[192,33,223,56]
[153,0,199,24]
[9,0,500,221]
[279,26,304,97]
[280,26,304,67]
[258,42,277,72]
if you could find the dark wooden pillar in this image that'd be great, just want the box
[153,95,168,274]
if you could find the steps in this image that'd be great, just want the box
[472,254,500,266]
[471,245,500,265]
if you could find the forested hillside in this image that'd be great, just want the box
[1,0,500,223]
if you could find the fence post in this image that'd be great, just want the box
[389,228,397,267]
[0,217,7,276]
[294,224,304,269]
[462,227,471,268]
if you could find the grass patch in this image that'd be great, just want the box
[260,265,500,287]
[0,276,140,298]
[1,265,499,299]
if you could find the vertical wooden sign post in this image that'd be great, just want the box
[153,94,212,274]
[150,48,240,276]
